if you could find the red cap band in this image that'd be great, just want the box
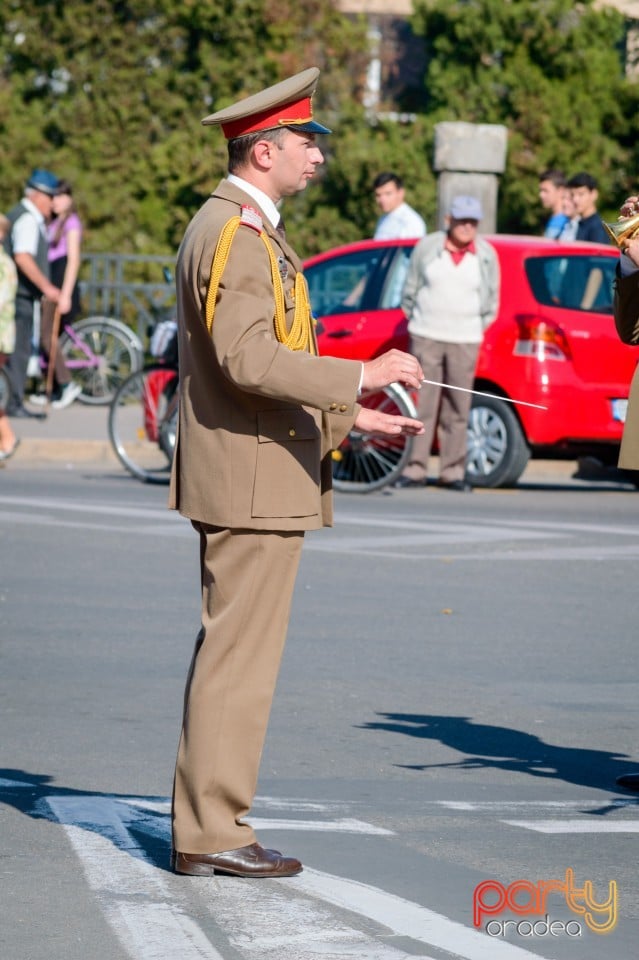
[221,96,314,140]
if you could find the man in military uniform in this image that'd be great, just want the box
[169,68,425,878]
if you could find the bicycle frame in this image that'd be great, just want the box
[37,323,97,376]
[60,324,101,370]
[34,316,144,405]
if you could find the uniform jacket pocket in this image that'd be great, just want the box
[252,408,321,518]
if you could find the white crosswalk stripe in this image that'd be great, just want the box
[38,790,553,960]
[506,819,639,833]
[2,493,639,561]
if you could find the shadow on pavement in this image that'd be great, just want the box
[0,769,173,872]
[358,713,639,808]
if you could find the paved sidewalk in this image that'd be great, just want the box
[3,397,636,492]
[1,398,620,487]
[4,400,115,465]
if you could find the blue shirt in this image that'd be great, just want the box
[544,212,569,240]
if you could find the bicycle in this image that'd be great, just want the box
[35,315,145,406]
[331,382,416,493]
[108,360,179,483]
[109,368,415,489]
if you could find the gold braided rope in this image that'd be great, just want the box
[205,216,316,354]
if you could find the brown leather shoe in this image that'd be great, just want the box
[173,842,302,878]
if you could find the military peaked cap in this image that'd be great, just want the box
[202,68,331,140]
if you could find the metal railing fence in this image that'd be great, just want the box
[78,252,176,342]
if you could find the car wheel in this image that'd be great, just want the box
[466,395,530,488]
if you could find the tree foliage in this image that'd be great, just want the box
[2,0,639,259]
[409,0,639,230]
[0,0,369,255]
[290,108,437,250]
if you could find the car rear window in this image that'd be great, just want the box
[524,255,616,313]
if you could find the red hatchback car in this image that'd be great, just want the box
[305,235,639,488]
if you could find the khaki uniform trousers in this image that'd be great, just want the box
[404,335,480,484]
[172,522,304,854]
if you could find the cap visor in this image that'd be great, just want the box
[286,120,332,135]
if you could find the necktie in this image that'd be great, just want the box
[276,218,286,240]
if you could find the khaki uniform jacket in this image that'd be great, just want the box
[168,179,361,530]
[613,271,639,469]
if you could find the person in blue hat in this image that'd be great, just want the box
[3,168,62,418]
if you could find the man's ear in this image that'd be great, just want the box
[253,139,275,170]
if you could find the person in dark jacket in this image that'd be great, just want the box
[566,172,609,245]
[3,169,61,418]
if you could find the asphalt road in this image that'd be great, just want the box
[1,461,638,960]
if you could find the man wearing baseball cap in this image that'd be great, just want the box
[3,168,61,418]
[169,68,424,879]
[396,194,500,491]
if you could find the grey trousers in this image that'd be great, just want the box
[5,295,36,411]
[403,335,480,483]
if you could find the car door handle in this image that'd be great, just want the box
[328,329,353,338]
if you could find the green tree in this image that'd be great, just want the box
[409,0,639,230]
[0,0,369,255]
[8,0,638,261]
[288,106,436,253]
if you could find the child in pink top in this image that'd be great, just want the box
[31,179,84,408]
[48,179,83,323]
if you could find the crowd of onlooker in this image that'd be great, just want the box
[537,169,609,245]
[368,167,613,493]
[0,161,616,473]
[0,168,84,465]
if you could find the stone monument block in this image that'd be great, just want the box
[437,172,500,233]
[434,122,508,174]
[433,122,508,233]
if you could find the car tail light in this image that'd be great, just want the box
[513,314,571,361]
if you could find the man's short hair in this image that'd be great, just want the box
[539,169,565,187]
[373,172,403,191]
[567,172,598,191]
[227,127,288,172]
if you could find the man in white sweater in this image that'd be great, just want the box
[396,195,500,491]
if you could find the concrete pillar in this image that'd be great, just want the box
[433,122,508,233]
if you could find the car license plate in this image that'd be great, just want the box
[611,398,628,423]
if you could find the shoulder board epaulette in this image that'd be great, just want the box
[239,205,263,234]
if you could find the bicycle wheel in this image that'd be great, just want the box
[332,382,416,493]
[60,316,144,405]
[108,364,178,483]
